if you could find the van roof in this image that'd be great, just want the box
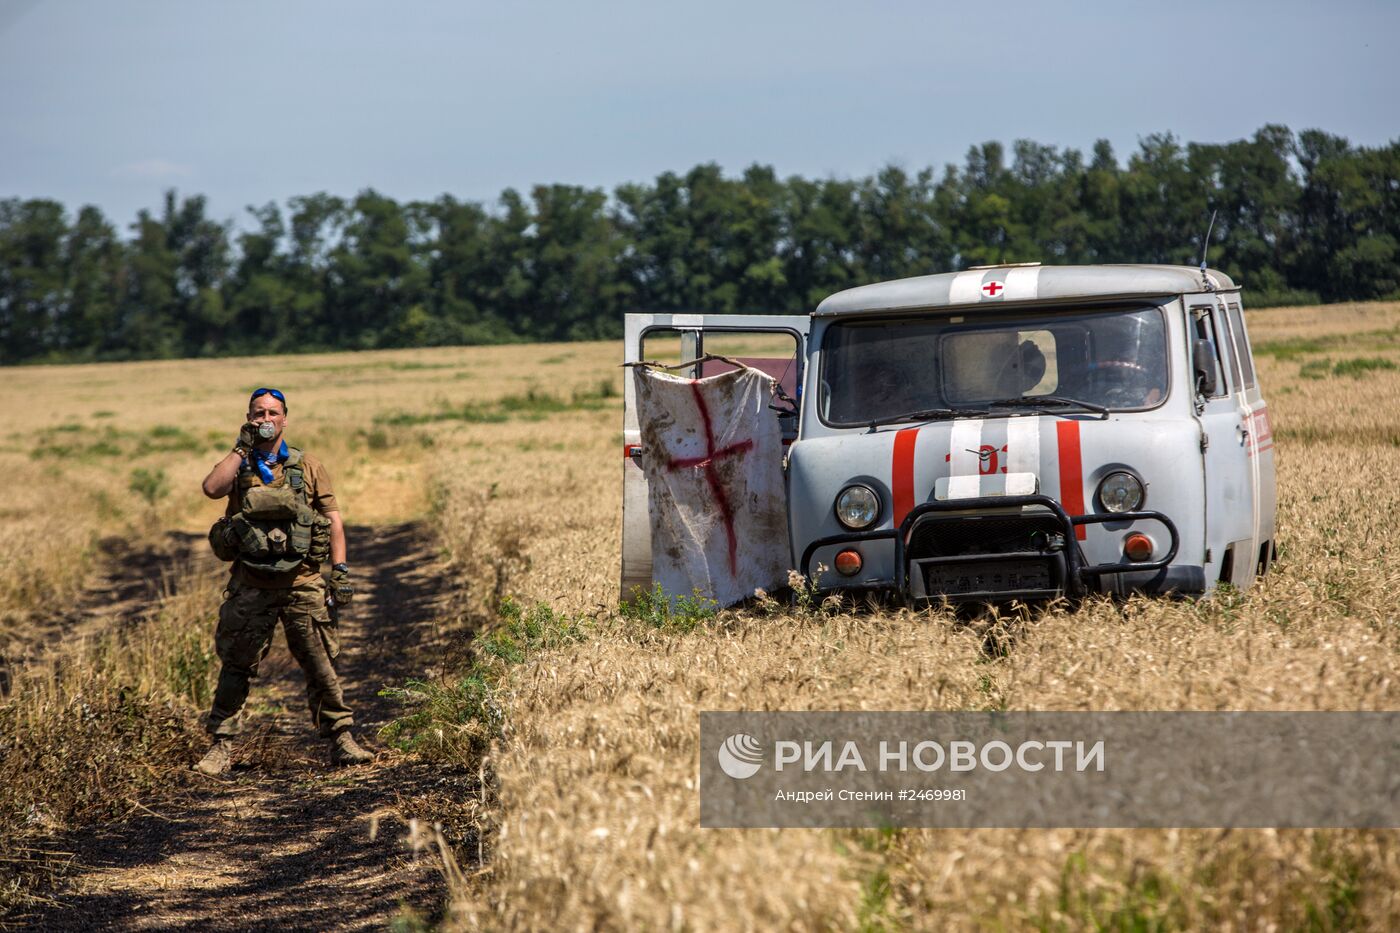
[814,264,1238,317]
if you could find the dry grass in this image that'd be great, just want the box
[1247,300,1400,349]
[0,560,220,911]
[4,302,1400,928]
[0,345,620,653]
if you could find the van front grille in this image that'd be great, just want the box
[906,513,1065,561]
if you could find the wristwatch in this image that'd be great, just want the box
[332,563,350,574]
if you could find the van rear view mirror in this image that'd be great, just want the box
[1193,339,1218,396]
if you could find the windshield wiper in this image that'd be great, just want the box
[985,396,1110,419]
[866,407,988,431]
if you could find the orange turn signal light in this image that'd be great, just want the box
[1124,533,1153,562]
[834,549,863,576]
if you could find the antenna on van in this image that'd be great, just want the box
[1198,209,1218,291]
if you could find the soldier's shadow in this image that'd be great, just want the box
[254,520,455,738]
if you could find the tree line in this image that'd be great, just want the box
[2,124,1397,365]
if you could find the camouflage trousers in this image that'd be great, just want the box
[205,577,354,738]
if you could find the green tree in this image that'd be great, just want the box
[116,205,180,358]
[285,192,345,346]
[1189,125,1299,299]
[61,206,123,358]
[166,193,234,355]
[2,124,1397,364]
[1080,139,1123,262]
[857,166,954,282]
[614,171,695,312]
[0,199,68,363]
[1295,133,1400,300]
[523,184,630,340]
[227,202,298,352]
[1118,133,1205,265]
[419,195,502,344]
[785,174,859,309]
[329,190,428,348]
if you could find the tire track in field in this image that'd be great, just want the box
[15,522,472,932]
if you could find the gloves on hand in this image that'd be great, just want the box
[330,565,353,605]
[234,421,259,454]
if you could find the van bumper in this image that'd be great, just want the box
[1100,565,1207,597]
[799,494,1182,604]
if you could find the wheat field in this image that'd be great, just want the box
[2,300,1399,929]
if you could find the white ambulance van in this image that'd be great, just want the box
[623,264,1275,604]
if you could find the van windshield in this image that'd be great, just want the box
[818,306,1168,427]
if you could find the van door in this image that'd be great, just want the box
[1191,297,1258,588]
[1222,297,1275,573]
[621,313,809,599]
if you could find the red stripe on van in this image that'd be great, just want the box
[892,428,920,527]
[1056,420,1087,540]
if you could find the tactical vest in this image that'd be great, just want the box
[230,446,318,573]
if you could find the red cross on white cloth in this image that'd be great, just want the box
[631,366,789,608]
[665,382,754,576]
[981,280,1005,298]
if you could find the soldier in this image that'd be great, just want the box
[194,387,373,775]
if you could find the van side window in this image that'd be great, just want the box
[640,328,801,398]
[1190,305,1227,397]
[1226,302,1256,388]
[1209,304,1242,392]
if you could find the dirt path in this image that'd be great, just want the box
[15,522,468,932]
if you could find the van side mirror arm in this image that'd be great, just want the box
[1193,339,1218,397]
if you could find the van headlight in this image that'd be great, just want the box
[835,484,880,529]
[1097,472,1144,513]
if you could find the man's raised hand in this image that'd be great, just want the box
[234,421,258,454]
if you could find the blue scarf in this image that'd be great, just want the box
[250,440,289,484]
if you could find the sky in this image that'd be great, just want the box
[2,0,1397,232]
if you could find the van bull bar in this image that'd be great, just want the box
[800,494,1180,602]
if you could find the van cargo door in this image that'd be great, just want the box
[1222,297,1274,569]
[1193,297,1258,589]
[621,313,808,600]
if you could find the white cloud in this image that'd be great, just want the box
[112,159,193,180]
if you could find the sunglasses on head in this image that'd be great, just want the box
[249,387,287,409]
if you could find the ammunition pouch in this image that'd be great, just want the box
[230,446,319,573]
[308,513,332,564]
[230,509,314,573]
[208,517,240,562]
[241,483,300,520]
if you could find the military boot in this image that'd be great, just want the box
[194,738,233,776]
[329,730,374,766]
